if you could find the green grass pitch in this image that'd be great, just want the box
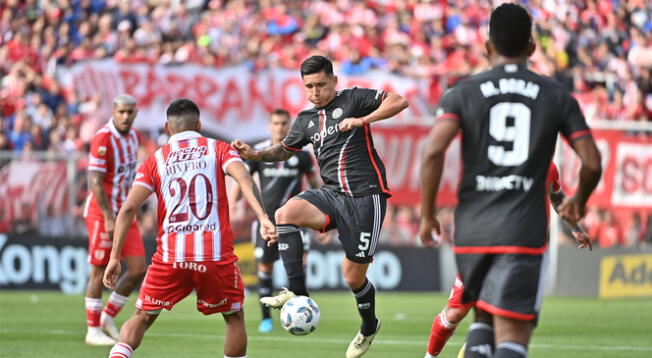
[0,291,650,357]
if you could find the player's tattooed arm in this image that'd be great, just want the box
[231,141,294,162]
[257,143,295,162]
[89,170,113,219]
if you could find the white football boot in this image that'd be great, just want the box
[346,319,381,358]
[259,287,296,308]
[85,327,117,346]
[100,314,120,341]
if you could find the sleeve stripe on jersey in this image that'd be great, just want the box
[133,181,153,191]
[567,129,592,141]
[281,142,302,152]
[436,112,460,121]
[88,166,107,172]
[222,157,243,173]
[89,156,106,165]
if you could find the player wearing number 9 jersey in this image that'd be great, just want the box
[103,99,276,358]
[419,4,602,358]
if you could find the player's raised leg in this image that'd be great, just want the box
[261,197,328,307]
[101,253,146,340]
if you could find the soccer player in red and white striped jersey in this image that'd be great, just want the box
[104,99,276,358]
[83,94,146,346]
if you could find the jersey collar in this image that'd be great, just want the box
[168,130,201,143]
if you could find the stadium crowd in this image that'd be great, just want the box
[0,0,651,247]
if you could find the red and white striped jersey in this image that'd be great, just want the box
[133,131,242,263]
[84,119,140,218]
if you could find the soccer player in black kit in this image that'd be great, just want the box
[230,108,320,333]
[232,55,409,358]
[419,4,602,358]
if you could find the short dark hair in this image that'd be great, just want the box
[270,108,290,119]
[489,3,533,58]
[166,98,200,118]
[300,56,334,77]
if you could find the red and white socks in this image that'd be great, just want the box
[85,297,103,330]
[101,292,129,324]
[425,310,458,357]
[109,343,133,358]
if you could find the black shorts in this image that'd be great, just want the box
[297,188,387,264]
[456,253,547,322]
[252,221,310,263]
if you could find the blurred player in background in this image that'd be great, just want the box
[230,108,320,333]
[83,94,146,346]
[423,163,593,358]
[232,55,409,358]
[419,4,602,358]
[104,98,276,358]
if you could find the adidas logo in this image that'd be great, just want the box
[355,251,366,258]
[308,120,315,128]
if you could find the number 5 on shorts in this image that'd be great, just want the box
[358,232,371,251]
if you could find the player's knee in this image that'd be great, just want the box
[446,307,470,324]
[274,206,297,225]
[343,272,366,290]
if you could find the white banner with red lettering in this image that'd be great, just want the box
[372,126,651,211]
[59,60,432,141]
[559,130,651,210]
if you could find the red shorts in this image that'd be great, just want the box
[85,214,144,266]
[136,259,245,315]
[447,274,474,309]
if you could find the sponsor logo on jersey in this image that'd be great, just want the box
[98,146,107,156]
[262,167,299,177]
[332,108,343,119]
[475,175,534,192]
[166,222,217,233]
[308,120,315,128]
[310,123,340,144]
[167,146,208,164]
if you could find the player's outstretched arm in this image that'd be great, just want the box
[558,137,602,223]
[226,161,278,243]
[339,92,409,132]
[418,119,459,247]
[103,185,151,290]
[549,189,593,251]
[231,140,294,162]
[89,170,115,237]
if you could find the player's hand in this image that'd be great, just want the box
[104,216,116,241]
[259,217,278,245]
[572,230,593,251]
[418,217,442,247]
[558,195,586,223]
[231,140,256,160]
[103,258,121,290]
[338,117,365,132]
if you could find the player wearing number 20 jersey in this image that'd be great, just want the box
[134,133,242,264]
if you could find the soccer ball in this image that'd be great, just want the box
[280,296,320,335]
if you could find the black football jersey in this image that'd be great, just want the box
[436,63,591,251]
[247,140,315,215]
[281,87,391,197]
